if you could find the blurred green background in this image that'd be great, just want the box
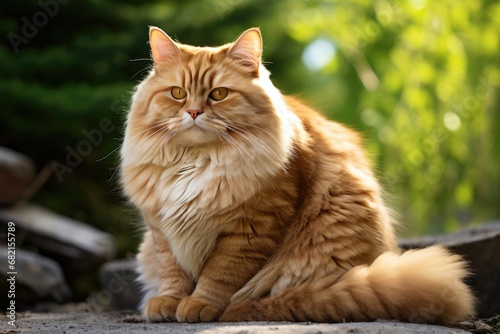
[1,0,499,260]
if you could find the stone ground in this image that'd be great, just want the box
[3,302,499,334]
[0,311,479,334]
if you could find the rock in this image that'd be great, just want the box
[13,312,471,334]
[0,246,71,309]
[0,202,116,276]
[0,146,36,205]
[96,259,141,311]
[400,220,500,318]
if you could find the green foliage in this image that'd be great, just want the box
[281,0,500,234]
[1,0,498,263]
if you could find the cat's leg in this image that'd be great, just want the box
[175,229,274,323]
[220,246,474,324]
[139,230,194,322]
[231,189,397,303]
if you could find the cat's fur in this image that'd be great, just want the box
[120,27,475,324]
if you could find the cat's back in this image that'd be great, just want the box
[284,95,369,166]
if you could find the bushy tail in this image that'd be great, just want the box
[221,246,475,324]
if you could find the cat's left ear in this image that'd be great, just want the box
[227,28,263,72]
[149,26,180,66]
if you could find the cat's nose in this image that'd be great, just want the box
[187,110,204,120]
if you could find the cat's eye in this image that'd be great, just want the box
[209,87,228,101]
[171,86,187,100]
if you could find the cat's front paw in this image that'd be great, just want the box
[143,295,181,322]
[176,296,223,322]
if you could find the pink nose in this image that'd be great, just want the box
[187,110,204,120]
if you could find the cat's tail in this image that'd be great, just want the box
[220,245,475,324]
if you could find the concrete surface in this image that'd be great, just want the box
[0,311,470,334]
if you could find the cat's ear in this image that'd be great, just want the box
[227,28,262,72]
[149,26,180,65]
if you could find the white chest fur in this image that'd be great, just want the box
[154,149,249,278]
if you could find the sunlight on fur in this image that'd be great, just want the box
[120,26,475,324]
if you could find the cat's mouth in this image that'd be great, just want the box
[175,120,219,146]
[185,121,207,131]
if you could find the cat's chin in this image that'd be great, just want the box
[174,126,220,147]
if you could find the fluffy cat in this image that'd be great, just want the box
[120,26,475,324]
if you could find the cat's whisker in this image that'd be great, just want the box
[217,131,264,189]
[108,165,120,183]
[134,124,174,163]
[130,66,152,80]
[129,58,153,62]
[227,134,278,169]
[127,121,173,142]
[135,128,166,151]
[97,143,124,186]
[96,143,121,163]
[230,120,284,146]
[225,125,284,170]
[214,130,251,165]
[216,116,286,162]
[229,121,294,173]
[218,130,253,167]
[162,129,178,146]
[211,129,227,146]
[227,124,277,156]
[106,165,119,187]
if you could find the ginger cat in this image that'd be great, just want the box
[120,27,474,324]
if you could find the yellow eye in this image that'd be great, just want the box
[171,86,187,99]
[209,87,228,101]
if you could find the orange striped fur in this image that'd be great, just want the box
[120,27,475,324]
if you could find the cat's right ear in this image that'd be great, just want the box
[227,28,263,73]
[149,26,180,66]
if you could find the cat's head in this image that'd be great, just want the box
[122,27,296,167]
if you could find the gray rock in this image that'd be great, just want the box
[0,146,36,205]
[400,220,500,318]
[13,311,471,334]
[96,259,141,311]
[0,202,116,275]
[0,246,71,309]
